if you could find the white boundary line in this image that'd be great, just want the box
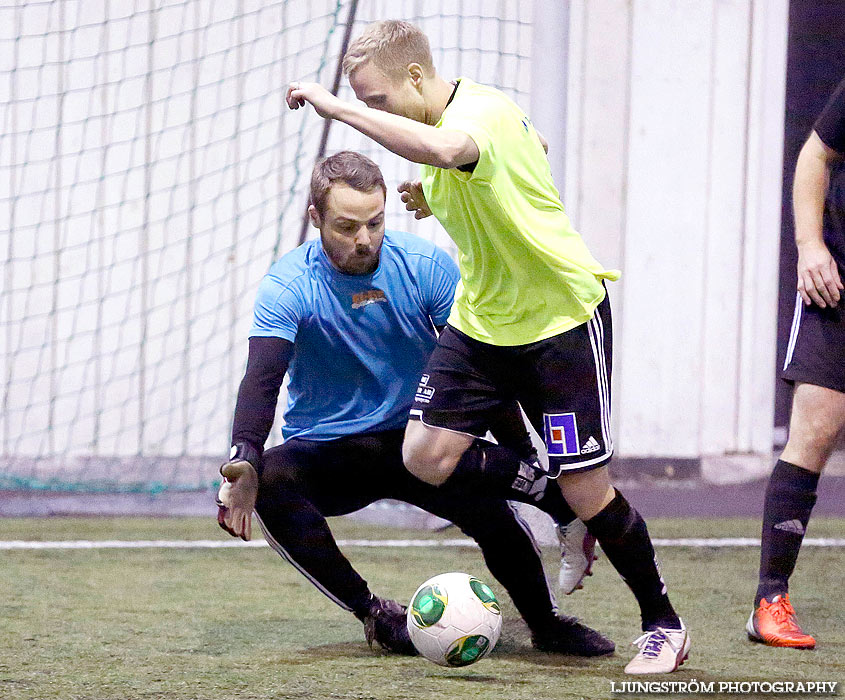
[2,537,845,550]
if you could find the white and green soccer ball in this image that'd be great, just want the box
[406,572,502,667]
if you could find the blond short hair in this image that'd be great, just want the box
[342,20,434,81]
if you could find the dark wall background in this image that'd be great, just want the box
[775,0,845,437]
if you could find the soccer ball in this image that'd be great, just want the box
[406,572,502,667]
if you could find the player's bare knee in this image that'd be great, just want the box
[784,422,841,472]
[807,423,842,456]
[789,385,845,466]
[402,441,455,486]
[557,467,614,520]
[402,420,469,485]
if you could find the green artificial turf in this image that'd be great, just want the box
[1,517,842,699]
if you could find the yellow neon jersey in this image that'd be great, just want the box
[420,78,620,346]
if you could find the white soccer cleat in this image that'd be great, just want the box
[624,621,690,675]
[557,518,597,594]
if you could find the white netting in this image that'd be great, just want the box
[0,0,533,493]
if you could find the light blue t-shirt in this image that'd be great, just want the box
[250,230,459,441]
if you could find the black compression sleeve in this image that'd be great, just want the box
[231,336,293,461]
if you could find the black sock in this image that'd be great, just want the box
[755,459,819,605]
[445,439,577,525]
[352,594,378,622]
[585,490,679,630]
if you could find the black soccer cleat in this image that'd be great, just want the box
[362,596,419,656]
[531,615,616,657]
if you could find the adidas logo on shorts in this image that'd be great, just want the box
[580,436,601,454]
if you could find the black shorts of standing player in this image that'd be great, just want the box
[410,294,613,477]
[253,428,612,654]
[782,291,845,393]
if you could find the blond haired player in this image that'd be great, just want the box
[287,20,689,673]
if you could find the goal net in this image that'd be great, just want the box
[1,0,533,496]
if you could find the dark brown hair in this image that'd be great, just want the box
[310,151,387,215]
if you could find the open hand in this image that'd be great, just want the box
[397,180,432,220]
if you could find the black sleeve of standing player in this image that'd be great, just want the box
[814,76,845,154]
[230,336,293,471]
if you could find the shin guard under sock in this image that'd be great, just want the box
[756,459,819,605]
[585,490,679,630]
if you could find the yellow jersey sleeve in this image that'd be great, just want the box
[421,78,621,346]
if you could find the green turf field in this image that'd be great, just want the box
[1,516,843,699]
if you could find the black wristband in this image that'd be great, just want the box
[227,442,261,471]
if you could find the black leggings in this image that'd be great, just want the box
[255,429,559,632]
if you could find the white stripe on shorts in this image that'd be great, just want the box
[784,292,803,371]
[591,312,613,452]
[586,313,613,460]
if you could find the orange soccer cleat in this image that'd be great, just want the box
[746,594,816,649]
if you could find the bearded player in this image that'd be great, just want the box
[216,150,614,657]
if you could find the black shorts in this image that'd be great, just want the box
[410,294,613,474]
[782,293,845,394]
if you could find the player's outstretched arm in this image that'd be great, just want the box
[217,336,292,540]
[398,180,432,219]
[286,81,479,169]
[793,131,844,308]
